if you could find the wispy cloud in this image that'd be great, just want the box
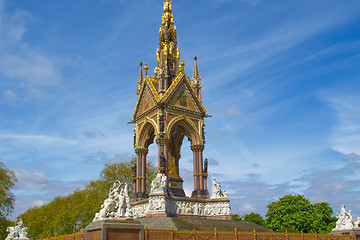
[0,134,77,145]
[0,1,62,91]
[12,169,87,218]
[319,88,360,155]
[221,153,360,217]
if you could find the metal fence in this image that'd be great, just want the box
[145,228,355,240]
[35,228,355,240]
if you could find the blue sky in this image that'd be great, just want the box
[1,0,360,221]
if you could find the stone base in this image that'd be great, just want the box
[332,229,360,240]
[332,228,360,240]
[191,189,210,199]
[143,212,231,220]
[131,194,231,219]
[85,219,144,240]
[168,187,186,197]
[132,192,148,200]
[139,217,272,232]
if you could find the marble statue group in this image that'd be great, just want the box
[93,175,231,222]
[93,181,132,221]
[332,205,360,231]
[211,178,228,199]
[5,219,29,240]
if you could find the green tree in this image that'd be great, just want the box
[243,212,266,226]
[100,158,156,194]
[18,159,156,239]
[311,202,336,233]
[266,194,336,233]
[0,162,17,239]
[232,214,243,221]
[0,162,17,218]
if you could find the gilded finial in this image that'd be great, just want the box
[154,67,158,77]
[180,60,185,73]
[140,61,143,67]
[163,0,172,13]
[144,63,148,76]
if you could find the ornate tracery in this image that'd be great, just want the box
[131,0,208,200]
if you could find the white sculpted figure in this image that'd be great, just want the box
[93,181,132,221]
[333,205,360,231]
[5,219,29,240]
[355,217,360,227]
[150,172,168,194]
[211,178,229,199]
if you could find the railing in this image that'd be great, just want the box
[35,228,355,240]
[145,228,355,240]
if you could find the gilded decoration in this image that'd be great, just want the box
[130,0,210,200]
[169,83,198,112]
[168,154,180,179]
[191,118,199,129]
[161,73,206,114]
[167,115,201,145]
[133,77,160,120]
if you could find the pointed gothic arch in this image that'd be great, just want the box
[167,116,201,145]
[137,119,158,149]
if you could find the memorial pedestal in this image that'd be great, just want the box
[332,228,360,240]
[85,220,144,240]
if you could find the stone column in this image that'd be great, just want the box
[156,138,169,173]
[198,150,204,190]
[141,149,148,194]
[191,145,207,198]
[192,148,198,190]
[135,150,141,195]
[134,148,148,199]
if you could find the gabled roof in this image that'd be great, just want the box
[161,72,206,114]
[132,76,160,119]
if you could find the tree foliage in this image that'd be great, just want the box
[0,162,17,239]
[243,212,266,226]
[266,194,336,233]
[0,162,17,218]
[17,159,156,239]
[232,214,243,221]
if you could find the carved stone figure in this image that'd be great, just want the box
[211,178,229,199]
[159,115,165,132]
[150,172,168,194]
[333,205,360,231]
[159,152,166,173]
[93,181,132,222]
[5,219,29,240]
[355,217,360,227]
[203,158,208,174]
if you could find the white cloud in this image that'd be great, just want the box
[33,200,45,207]
[320,92,360,155]
[3,89,16,99]
[0,1,62,89]
[15,170,47,189]
[0,134,77,145]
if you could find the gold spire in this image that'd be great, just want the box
[144,63,148,76]
[156,0,180,92]
[180,60,185,73]
[192,55,201,83]
[136,61,143,95]
[192,55,202,99]
[158,0,179,66]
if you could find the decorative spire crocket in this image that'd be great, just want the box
[192,55,202,99]
[156,0,180,96]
